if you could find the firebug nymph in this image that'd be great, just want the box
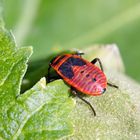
[47,52,118,116]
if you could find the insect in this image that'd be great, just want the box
[47,52,118,116]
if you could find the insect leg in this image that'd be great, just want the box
[107,82,118,89]
[91,58,104,71]
[71,88,96,116]
[47,64,52,83]
[47,63,61,82]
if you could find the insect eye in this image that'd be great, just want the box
[92,78,96,82]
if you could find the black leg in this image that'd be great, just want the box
[48,76,62,82]
[47,64,52,83]
[91,58,104,72]
[107,82,118,89]
[91,58,118,89]
[47,64,61,83]
[71,88,96,116]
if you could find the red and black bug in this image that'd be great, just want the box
[47,52,118,116]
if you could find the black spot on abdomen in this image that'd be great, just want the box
[68,57,86,66]
[58,56,86,79]
[58,62,74,79]
[92,78,97,82]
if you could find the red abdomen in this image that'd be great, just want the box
[51,54,107,96]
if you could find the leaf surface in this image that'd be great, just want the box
[0,29,74,140]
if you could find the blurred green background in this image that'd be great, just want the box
[2,0,140,82]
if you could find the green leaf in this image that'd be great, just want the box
[0,28,32,111]
[20,44,140,139]
[0,29,74,140]
[17,80,74,140]
[60,45,140,140]
[64,71,140,140]
[2,1,140,137]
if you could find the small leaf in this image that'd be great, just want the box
[0,28,74,140]
[0,28,32,112]
[17,79,74,140]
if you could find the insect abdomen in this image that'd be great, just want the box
[70,64,107,95]
[51,54,107,96]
